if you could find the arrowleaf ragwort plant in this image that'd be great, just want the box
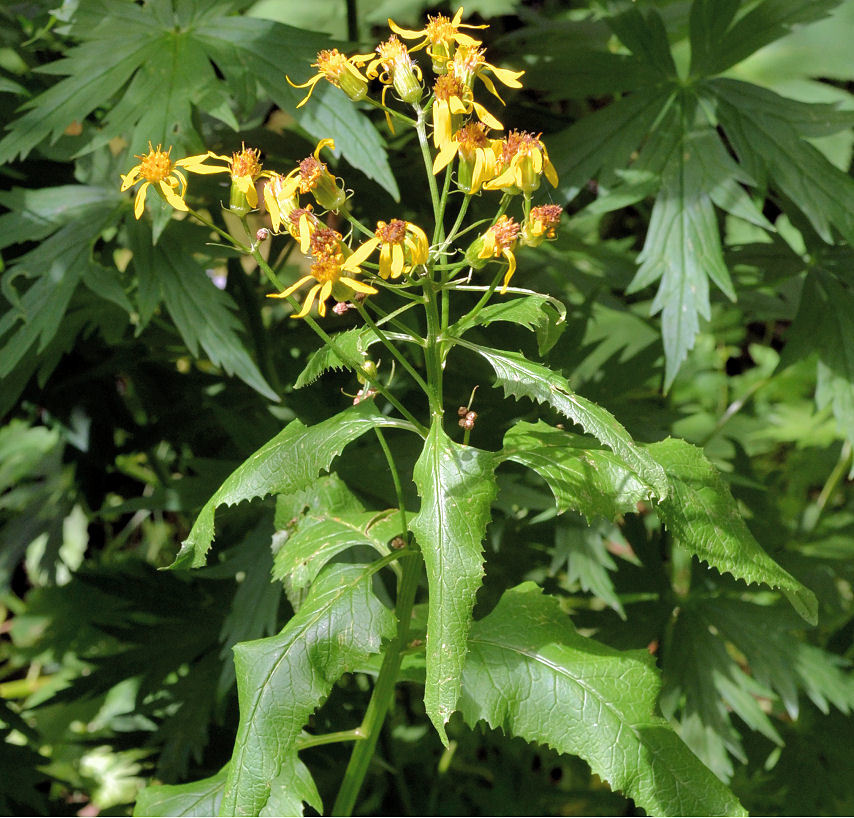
[109,10,823,817]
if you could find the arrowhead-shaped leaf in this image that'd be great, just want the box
[221,562,395,816]
[460,583,747,817]
[459,339,668,498]
[410,421,498,744]
[646,437,818,623]
[173,404,410,568]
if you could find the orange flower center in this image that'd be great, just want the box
[298,156,325,190]
[425,14,454,46]
[500,131,542,165]
[376,219,407,244]
[137,143,174,183]
[489,216,520,250]
[451,45,484,79]
[530,204,563,231]
[231,144,262,178]
[456,122,490,153]
[376,35,411,70]
[310,254,344,283]
[309,226,342,257]
[315,49,349,81]
[433,74,463,102]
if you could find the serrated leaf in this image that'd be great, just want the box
[220,562,395,816]
[293,327,371,388]
[173,403,408,568]
[712,77,854,244]
[460,583,746,817]
[629,125,738,390]
[452,294,566,356]
[646,437,818,623]
[459,339,668,498]
[272,508,403,589]
[135,767,225,817]
[410,420,498,744]
[501,420,648,521]
[607,7,677,76]
[690,0,843,77]
[128,223,277,401]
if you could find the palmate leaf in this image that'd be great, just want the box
[272,508,402,590]
[501,420,648,521]
[173,403,410,568]
[410,420,498,744]
[646,438,818,624]
[128,223,278,401]
[460,583,746,817]
[457,339,668,497]
[220,562,395,816]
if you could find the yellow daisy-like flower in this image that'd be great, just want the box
[287,48,374,108]
[433,122,498,194]
[367,35,423,104]
[432,73,502,150]
[281,139,348,212]
[449,44,524,105]
[475,215,520,292]
[201,143,273,212]
[351,219,430,279]
[389,8,486,72]
[521,204,563,247]
[119,142,217,219]
[267,227,377,318]
[485,130,558,195]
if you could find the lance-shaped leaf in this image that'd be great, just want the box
[458,339,668,498]
[646,437,818,624]
[272,509,403,590]
[459,583,747,817]
[135,767,227,817]
[221,562,395,816]
[501,420,649,521]
[410,421,498,744]
[173,404,410,568]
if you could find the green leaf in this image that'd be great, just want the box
[646,437,818,623]
[460,583,747,817]
[452,295,566,356]
[628,125,739,390]
[128,223,277,401]
[607,7,677,76]
[711,77,854,244]
[220,562,395,816]
[410,420,498,744]
[272,508,403,590]
[459,339,669,498]
[173,403,409,568]
[690,0,843,77]
[134,765,227,817]
[293,327,371,389]
[501,420,648,521]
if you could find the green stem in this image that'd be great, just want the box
[186,206,251,253]
[451,267,504,333]
[355,302,430,395]
[374,428,408,540]
[424,281,444,417]
[295,728,365,751]
[804,439,852,534]
[439,194,472,258]
[413,102,443,240]
[362,95,417,127]
[332,549,422,816]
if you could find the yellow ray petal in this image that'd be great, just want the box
[134,182,149,219]
[343,237,380,270]
[433,140,458,174]
[159,180,188,211]
[267,275,314,300]
[340,276,378,294]
[120,166,141,191]
[293,283,322,318]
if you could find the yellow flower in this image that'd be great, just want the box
[119,142,216,219]
[201,143,273,212]
[433,122,498,194]
[521,204,563,247]
[267,227,377,318]
[367,35,422,104]
[287,49,374,108]
[467,215,520,292]
[351,219,430,279]
[485,130,558,195]
[389,9,486,72]
[449,44,524,105]
[282,139,348,212]
[432,73,502,150]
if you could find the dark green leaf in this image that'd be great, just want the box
[134,767,226,817]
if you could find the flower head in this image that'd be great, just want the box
[288,49,373,108]
[119,142,214,219]
[522,204,563,247]
[467,215,520,292]
[432,74,502,150]
[389,9,486,72]
[352,219,430,279]
[367,35,422,104]
[449,44,524,105]
[283,139,347,212]
[485,130,558,195]
[433,122,498,194]
[267,226,377,318]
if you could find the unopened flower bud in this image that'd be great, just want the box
[332,301,350,315]
[256,227,270,241]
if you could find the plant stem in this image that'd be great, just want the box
[374,428,408,539]
[332,549,422,816]
[295,728,365,751]
[423,280,445,416]
[413,102,443,240]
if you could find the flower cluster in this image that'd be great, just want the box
[119,8,563,320]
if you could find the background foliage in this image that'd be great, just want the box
[2,0,854,814]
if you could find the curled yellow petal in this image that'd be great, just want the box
[293,283,322,318]
[340,276,378,294]
[134,182,149,219]
[120,166,141,191]
[159,180,188,211]
[267,275,313,300]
